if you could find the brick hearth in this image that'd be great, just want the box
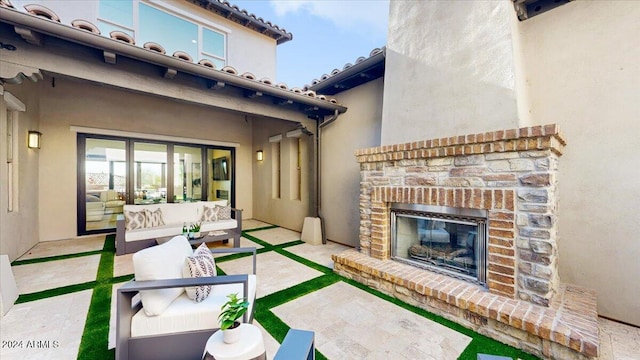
[332,124,599,359]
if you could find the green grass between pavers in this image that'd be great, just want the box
[242,225,279,233]
[77,235,118,360]
[11,250,104,266]
[14,229,540,360]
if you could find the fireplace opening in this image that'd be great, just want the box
[391,204,488,286]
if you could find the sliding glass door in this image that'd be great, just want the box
[83,138,127,232]
[78,134,235,235]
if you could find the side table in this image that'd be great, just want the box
[203,324,266,360]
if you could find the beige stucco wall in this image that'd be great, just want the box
[382,0,518,145]
[251,117,316,232]
[12,76,255,242]
[320,78,384,247]
[0,84,41,261]
[10,0,277,79]
[513,0,640,326]
[383,0,640,325]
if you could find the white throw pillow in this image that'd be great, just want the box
[132,236,194,316]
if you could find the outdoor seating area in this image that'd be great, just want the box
[1,220,638,360]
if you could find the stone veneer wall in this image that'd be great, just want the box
[356,124,565,307]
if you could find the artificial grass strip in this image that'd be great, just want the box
[11,250,104,266]
[241,232,275,249]
[15,281,98,304]
[77,236,117,360]
[257,274,340,309]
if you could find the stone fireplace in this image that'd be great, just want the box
[332,125,599,359]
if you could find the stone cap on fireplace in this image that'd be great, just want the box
[354,124,566,161]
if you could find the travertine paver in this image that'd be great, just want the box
[272,281,471,360]
[0,290,92,359]
[283,241,351,269]
[19,236,105,260]
[242,219,273,230]
[12,255,101,294]
[247,227,300,246]
[217,251,323,298]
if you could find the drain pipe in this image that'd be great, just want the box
[315,109,340,244]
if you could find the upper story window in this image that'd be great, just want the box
[98,0,226,68]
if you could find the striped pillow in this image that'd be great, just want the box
[183,243,216,302]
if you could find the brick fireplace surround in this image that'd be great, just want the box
[332,125,599,359]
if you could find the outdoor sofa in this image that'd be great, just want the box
[115,200,242,255]
[116,236,257,360]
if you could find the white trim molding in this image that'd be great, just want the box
[69,126,240,147]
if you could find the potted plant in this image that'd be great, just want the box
[218,293,249,344]
[189,222,201,239]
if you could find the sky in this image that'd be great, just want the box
[231,0,389,87]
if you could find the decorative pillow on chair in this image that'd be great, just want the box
[124,210,146,231]
[182,243,216,302]
[144,208,165,227]
[132,236,194,316]
[216,205,232,220]
[200,206,219,222]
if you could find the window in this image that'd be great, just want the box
[289,137,301,200]
[97,0,134,37]
[271,140,281,199]
[98,1,226,66]
[134,142,167,204]
[5,110,18,212]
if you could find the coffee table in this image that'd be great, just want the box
[188,229,241,247]
[202,324,266,360]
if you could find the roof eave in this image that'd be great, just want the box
[309,48,386,94]
[0,7,343,115]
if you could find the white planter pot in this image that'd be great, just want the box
[222,323,241,344]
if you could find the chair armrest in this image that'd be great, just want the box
[231,208,242,234]
[118,274,248,293]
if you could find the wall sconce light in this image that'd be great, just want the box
[28,131,41,149]
[256,150,263,161]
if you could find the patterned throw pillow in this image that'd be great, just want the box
[183,243,216,302]
[200,206,219,222]
[124,210,146,231]
[144,208,165,228]
[216,205,232,220]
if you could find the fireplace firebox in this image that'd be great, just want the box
[391,203,487,286]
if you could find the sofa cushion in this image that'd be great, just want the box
[125,210,146,231]
[132,236,194,316]
[130,274,256,337]
[183,243,216,302]
[216,205,232,220]
[125,219,237,242]
[145,208,165,227]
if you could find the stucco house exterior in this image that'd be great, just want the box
[309,0,640,335]
[0,0,345,261]
[1,0,638,357]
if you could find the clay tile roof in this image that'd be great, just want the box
[186,0,293,44]
[144,42,166,54]
[198,59,216,69]
[71,19,100,34]
[24,3,59,22]
[0,0,15,8]
[241,72,256,80]
[110,31,135,45]
[221,65,238,75]
[0,3,346,111]
[308,46,386,95]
